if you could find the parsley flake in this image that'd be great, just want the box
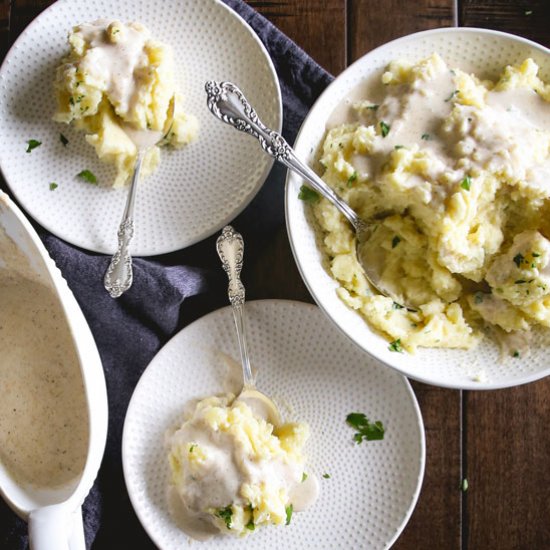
[367,104,379,111]
[392,302,404,309]
[421,133,431,140]
[460,176,472,191]
[301,472,308,482]
[394,145,404,150]
[347,171,358,188]
[474,292,484,304]
[389,339,403,352]
[60,133,69,147]
[322,473,331,479]
[445,89,459,102]
[515,279,527,284]
[513,253,525,267]
[392,235,401,248]
[512,350,520,358]
[285,504,293,525]
[346,412,385,443]
[77,169,97,184]
[189,444,197,453]
[26,139,42,153]
[216,506,233,529]
[298,185,320,203]
[461,478,469,492]
[380,121,390,137]
[525,9,533,15]
[49,182,58,191]
[532,252,541,257]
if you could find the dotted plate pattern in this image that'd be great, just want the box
[0,0,281,255]
[122,300,425,550]
[286,28,550,390]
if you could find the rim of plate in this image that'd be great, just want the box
[122,299,426,550]
[285,27,550,390]
[0,0,282,255]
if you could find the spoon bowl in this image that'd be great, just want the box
[215,225,281,426]
[205,81,410,307]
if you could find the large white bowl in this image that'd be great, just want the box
[286,28,550,390]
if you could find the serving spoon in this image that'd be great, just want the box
[205,81,410,308]
[104,97,176,298]
[216,225,281,426]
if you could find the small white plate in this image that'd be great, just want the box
[122,300,425,550]
[0,0,281,255]
[286,28,550,390]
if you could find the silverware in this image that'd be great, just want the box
[205,81,410,308]
[216,225,281,426]
[104,97,176,298]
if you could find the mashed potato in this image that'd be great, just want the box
[167,395,312,537]
[54,20,198,187]
[311,54,550,352]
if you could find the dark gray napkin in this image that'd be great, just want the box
[0,1,332,548]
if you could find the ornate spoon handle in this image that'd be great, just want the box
[216,225,254,388]
[205,80,363,232]
[103,153,143,298]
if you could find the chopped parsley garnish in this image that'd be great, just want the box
[525,9,533,15]
[394,145,404,150]
[298,185,320,203]
[445,89,459,102]
[461,478,469,492]
[380,121,390,137]
[322,473,331,479]
[49,182,58,191]
[77,169,97,184]
[301,472,308,482]
[216,506,233,529]
[60,133,69,147]
[26,139,41,153]
[512,350,520,358]
[189,444,196,453]
[392,235,401,248]
[532,252,541,257]
[346,412,385,443]
[474,292,484,304]
[460,175,472,191]
[514,279,527,284]
[285,504,293,525]
[367,104,379,111]
[245,505,255,530]
[421,133,431,140]
[513,253,525,267]
[347,171,358,187]
[392,301,404,309]
[389,338,403,352]
[69,96,75,106]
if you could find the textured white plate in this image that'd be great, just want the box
[122,300,425,550]
[286,28,550,390]
[0,0,281,255]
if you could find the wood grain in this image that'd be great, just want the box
[348,0,456,62]
[0,0,10,59]
[460,0,550,48]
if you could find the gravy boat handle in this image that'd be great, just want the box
[29,504,71,550]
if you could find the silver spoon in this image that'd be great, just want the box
[216,225,281,426]
[104,97,176,298]
[205,81,411,308]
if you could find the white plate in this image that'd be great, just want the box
[285,28,550,390]
[0,0,281,255]
[122,300,425,549]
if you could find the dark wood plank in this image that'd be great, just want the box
[0,0,10,60]
[393,383,463,549]
[460,0,550,48]
[465,381,550,549]
[349,0,456,62]
[247,0,347,75]
[9,0,55,46]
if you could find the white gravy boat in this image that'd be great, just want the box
[0,191,108,550]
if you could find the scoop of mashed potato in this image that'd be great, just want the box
[310,54,550,352]
[53,20,198,187]
[167,395,310,537]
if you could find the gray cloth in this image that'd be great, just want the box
[0,1,332,547]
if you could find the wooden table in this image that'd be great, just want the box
[1,1,549,548]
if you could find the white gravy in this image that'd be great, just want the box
[0,230,89,488]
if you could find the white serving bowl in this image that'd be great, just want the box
[286,28,550,390]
